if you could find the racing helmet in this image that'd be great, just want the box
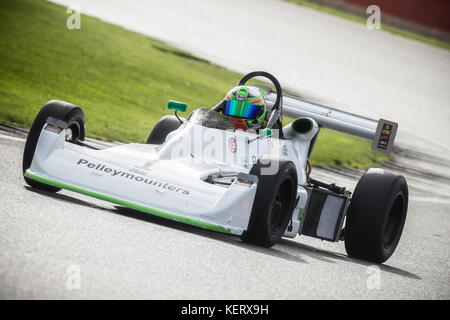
[222,86,266,129]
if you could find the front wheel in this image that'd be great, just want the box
[241,158,298,247]
[23,100,85,192]
[344,169,408,263]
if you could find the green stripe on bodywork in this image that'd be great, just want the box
[297,208,304,220]
[25,170,232,234]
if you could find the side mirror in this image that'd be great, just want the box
[248,128,272,144]
[259,128,272,139]
[168,100,187,113]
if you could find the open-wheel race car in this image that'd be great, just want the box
[23,71,408,263]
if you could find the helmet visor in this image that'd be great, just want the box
[223,100,261,119]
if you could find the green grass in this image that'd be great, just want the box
[312,128,386,167]
[0,0,387,168]
[286,0,450,51]
[281,118,387,167]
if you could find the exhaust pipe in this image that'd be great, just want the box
[283,117,318,140]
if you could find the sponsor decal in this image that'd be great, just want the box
[76,159,190,195]
[377,123,392,149]
[44,124,63,134]
[228,137,237,153]
[282,144,288,156]
[235,178,253,187]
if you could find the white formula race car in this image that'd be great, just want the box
[23,71,408,263]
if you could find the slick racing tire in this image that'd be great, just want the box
[146,115,182,145]
[23,100,85,192]
[344,169,408,263]
[241,157,298,247]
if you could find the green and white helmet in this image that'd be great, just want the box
[222,86,267,129]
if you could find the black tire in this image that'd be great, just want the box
[345,169,408,263]
[241,158,298,247]
[146,115,182,144]
[23,100,85,192]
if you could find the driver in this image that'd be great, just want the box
[213,86,267,131]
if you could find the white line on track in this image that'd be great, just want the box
[409,196,450,204]
[0,133,25,142]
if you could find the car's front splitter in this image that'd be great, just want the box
[25,169,236,235]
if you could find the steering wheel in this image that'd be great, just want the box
[238,71,283,130]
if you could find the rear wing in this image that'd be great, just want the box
[260,88,397,154]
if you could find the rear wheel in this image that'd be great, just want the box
[344,169,408,263]
[241,158,297,247]
[146,115,182,144]
[23,100,85,192]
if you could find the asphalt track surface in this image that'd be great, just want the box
[1,0,449,299]
[1,124,449,299]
